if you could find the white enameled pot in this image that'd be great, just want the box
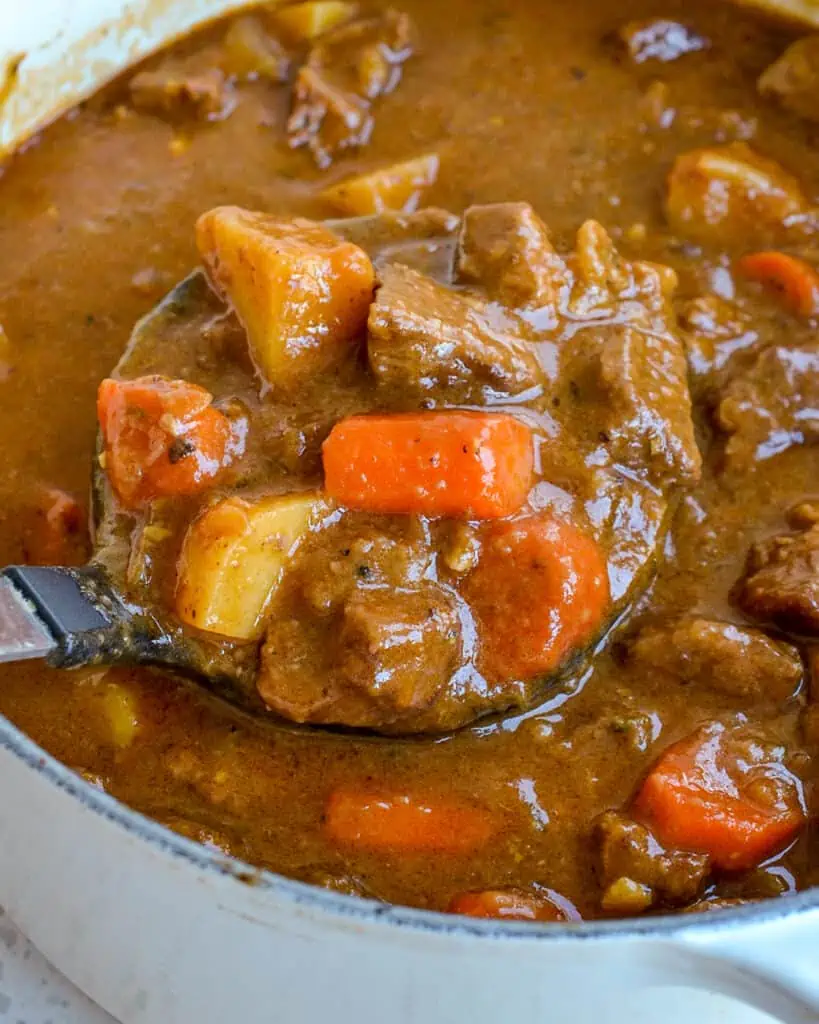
[1,3,819,1022]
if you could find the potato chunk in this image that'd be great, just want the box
[320,153,439,215]
[196,206,375,390]
[665,142,816,247]
[271,2,358,43]
[176,493,325,640]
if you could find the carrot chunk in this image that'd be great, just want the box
[324,788,498,853]
[21,487,89,566]
[463,514,609,682]
[97,376,243,508]
[448,888,580,922]
[736,251,819,318]
[322,411,534,518]
[634,722,806,871]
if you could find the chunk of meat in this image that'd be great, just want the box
[595,811,710,907]
[677,295,759,394]
[759,35,819,125]
[367,263,544,401]
[455,202,568,309]
[288,10,414,167]
[258,582,463,730]
[615,19,709,64]
[665,143,817,247]
[631,617,803,702]
[336,586,461,710]
[736,526,819,634]
[287,66,374,169]
[129,59,234,121]
[717,341,819,470]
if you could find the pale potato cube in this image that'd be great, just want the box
[176,492,325,640]
[271,1,358,43]
[102,683,141,749]
[196,205,375,391]
[320,153,440,215]
[222,15,290,82]
[665,142,815,246]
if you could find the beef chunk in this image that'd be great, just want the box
[288,10,414,167]
[455,202,568,309]
[570,220,699,488]
[595,811,709,907]
[258,582,463,731]
[129,60,234,121]
[736,526,819,634]
[631,617,803,702]
[677,295,760,395]
[288,66,374,168]
[615,19,709,65]
[717,342,819,471]
[759,35,819,125]
[367,263,545,401]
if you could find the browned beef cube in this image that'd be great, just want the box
[736,526,819,634]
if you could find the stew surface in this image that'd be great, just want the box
[0,0,818,921]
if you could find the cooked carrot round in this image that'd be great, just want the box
[463,514,610,682]
[634,721,806,871]
[97,376,242,508]
[324,788,498,854]
[736,251,819,318]
[447,888,581,922]
[322,411,534,519]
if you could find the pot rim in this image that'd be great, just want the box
[3,710,816,942]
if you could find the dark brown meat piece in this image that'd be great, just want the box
[736,526,819,635]
[631,617,803,702]
[259,583,463,731]
[759,35,819,125]
[287,66,374,169]
[129,62,234,121]
[288,10,414,167]
[569,221,700,488]
[454,202,568,309]
[615,19,709,65]
[595,811,709,907]
[367,263,545,401]
[717,342,819,471]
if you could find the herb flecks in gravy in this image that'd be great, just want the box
[0,0,818,921]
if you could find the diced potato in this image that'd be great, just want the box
[196,206,375,390]
[176,492,325,640]
[600,877,654,915]
[102,683,141,749]
[222,15,290,82]
[320,153,440,215]
[665,142,815,246]
[271,1,358,43]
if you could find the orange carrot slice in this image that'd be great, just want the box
[463,514,609,682]
[634,721,806,871]
[97,376,243,508]
[448,888,581,922]
[736,251,819,318]
[322,411,533,518]
[324,788,498,853]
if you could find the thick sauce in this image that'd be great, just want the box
[0,0,817,918]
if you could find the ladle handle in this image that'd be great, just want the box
[0,565,137,668]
